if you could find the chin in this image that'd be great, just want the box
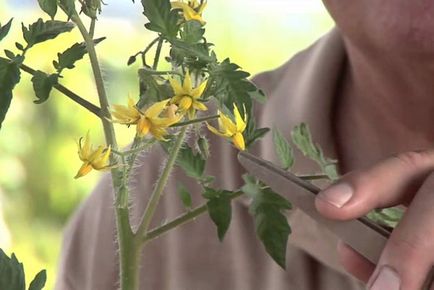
[323,0,434,56]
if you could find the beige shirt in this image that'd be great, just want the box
[55,29,365,290]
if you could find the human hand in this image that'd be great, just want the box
[315,150,434,290]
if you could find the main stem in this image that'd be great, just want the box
[72,13,137,290]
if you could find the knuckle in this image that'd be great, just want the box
[393,150,428,169]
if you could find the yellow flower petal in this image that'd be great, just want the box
[75,162,93,179]
[233,104,247,132]
[137,117,151,137]
[169,77,184,96]
[191,79,208,99]
[78,132,91,161]
[198,0,207,14]
[145,99,170,119]
[206,123,231,137]
[232,132,245,151]
[179,96,193,111]
[183,70,193,92]
[192,101,207,111]
[150,127,168,141]
[219,112,237,135]
[93,146,112,170]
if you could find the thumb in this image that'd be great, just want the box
[315,151,434,220]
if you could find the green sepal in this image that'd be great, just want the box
[0,18,13,42]
[31,71,59,104]
[0,249,25,290]
[22,19,75,50]
[291,123,338,180]
[141,0,180,38]
[0,57,21,130]
[80,0,103,19]
[203,187,233,241]
[177,183,193,209]
[37,0,58,20]
[272,126,294,170]
[242,174,292,269]
[28,270,47,290]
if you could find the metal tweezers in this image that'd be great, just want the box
[238,151,434,289]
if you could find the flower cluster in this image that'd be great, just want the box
[75,132,112,178]
[207,104,247,151]
[76,70,248,177]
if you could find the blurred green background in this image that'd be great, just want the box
[0,0,333,288]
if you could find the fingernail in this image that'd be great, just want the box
[369,266,400,290]
[318,183,353,208]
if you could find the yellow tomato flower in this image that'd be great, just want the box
[112,98,182,140]
[207,104,247,151]
[171,0,207,25]
[75,132,112,179]
[169,71,208,119]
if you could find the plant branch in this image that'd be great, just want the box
[138,68,183,77]
[170,114,219,127]
[19,63,102,117]
[71,12,118,150]
[144,191,244,242]
[136,127,188,238]
[152,37,163,70]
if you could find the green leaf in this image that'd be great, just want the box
[53,37,105,73]
[249,88,266,104]
[272,127,294,170]
[180,21,205,44]
[0,58,21,130]
[176,145,206,179]
[0,18,13,42]
[177,184,192,209]
[31,71,59,104]
[291,123,339,180]
[141,0,180,38]
[161,141,206,179]
[170,39,215,64]
[367,207,404,228]
[245,127,269,148]
[0,249,25,290]
[37,0,58,19]
[242,175,291,268]
[28,270,47,290]
[59,0,76,18]
[209,59,257,116]
[22,19,75,50]
[203,188,232,241]
[197,136,210,159]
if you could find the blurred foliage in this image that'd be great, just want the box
[0,0,333,288]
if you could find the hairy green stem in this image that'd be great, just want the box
[19,63,102,117]
[72,12,138,290]
[136,127,188,238]
[144,191,243,242]
[72,13,118,150]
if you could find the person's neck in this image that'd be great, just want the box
[342,38,434,135]
[334,38,434,171]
